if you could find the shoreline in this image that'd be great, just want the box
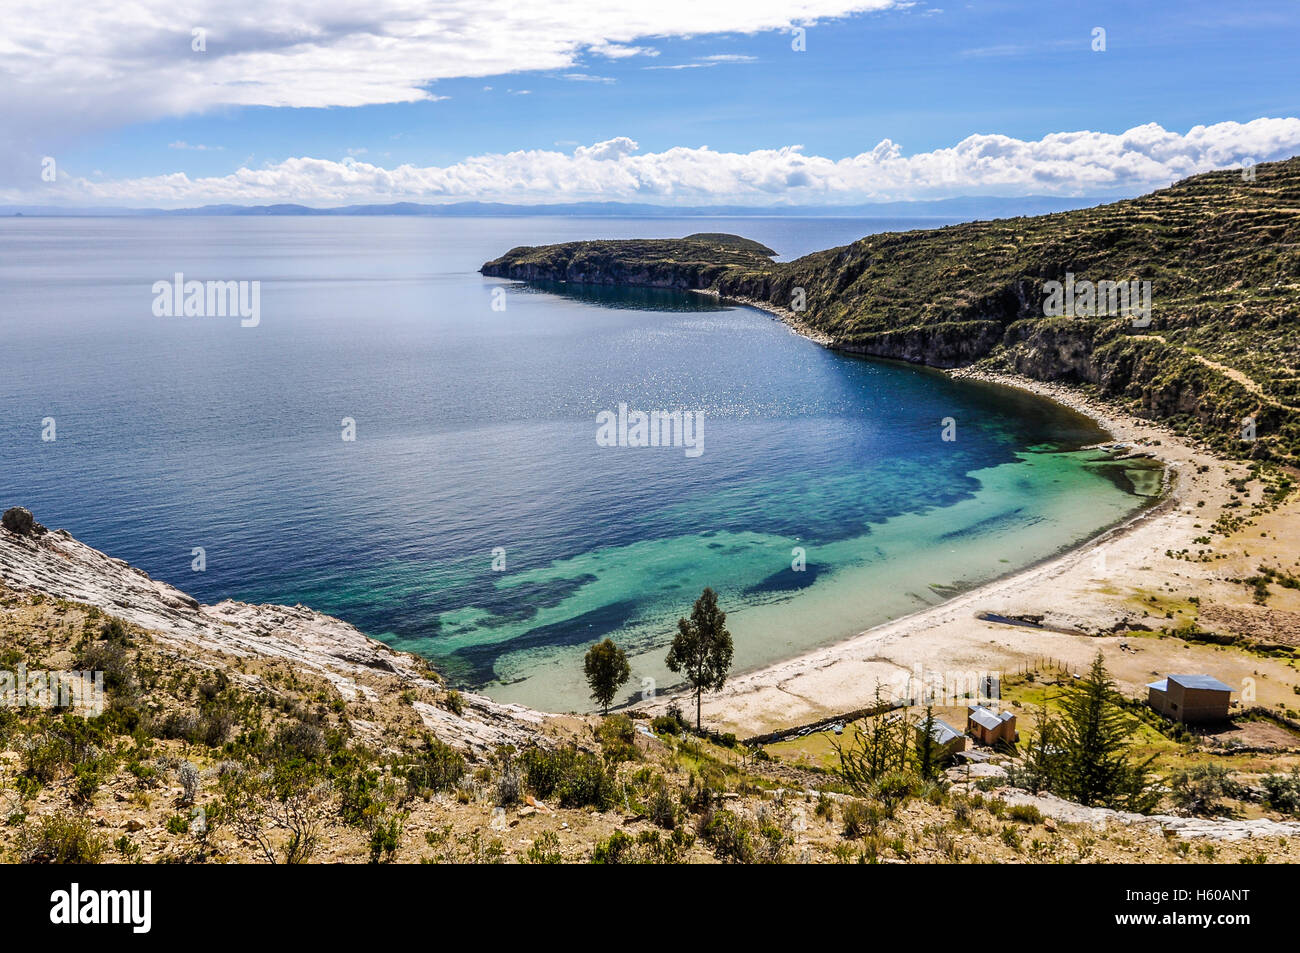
[640,355,1277,736]
[693,288,835,345]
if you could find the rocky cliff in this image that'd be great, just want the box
[0,507,544,754]
[483,158,1300,464]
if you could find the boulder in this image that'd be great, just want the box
[1,507,44,536]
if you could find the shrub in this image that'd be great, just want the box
[870,770,917,818]
[71,763,104,806]
[593,828,691,864]
[76,639,134,698]
[701,809,755,864]
[841,799,882,839]
[495,760,522,808]
[19,813,106,863]
[519,747,616,810]
[406,739,467,797]
[338,768,381,827]
[595,714,638,762]
[219,762,327,865]
[1260,768,1300,816]
[273,720,326,762]
[178,761,200,807]
[651,714,682,736]
[368,811,404,864]
[1169,764,1244,817]
[646,778,679,830]
[524,830,563,864]
[99,618,132,645]
[591,830,636,864]
[1008,803,1043,825]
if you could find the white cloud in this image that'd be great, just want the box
[644,53,759,70]
[0,1,898,136]
[573,136,641,160]
[168,141,223,151]
[16,119,1300,208]
[587,41,660,59]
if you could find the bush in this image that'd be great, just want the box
[19,813,106,863]
[273,720,326,762]
[368,812,404,864]
[646,778,679,830]
[338,768,381,827]
[870,770,918,818]
[651,714,682,736]
[591,829,636,864]
[1008,803,1043,825]
[593,828,692,864]
[841,799,882,839]
[1169,764,1244,817]
[76,639,134,698]
[524,830,563,864]
[519,747,616,810]
[1260,768,1300,816]
[178,761,200,807]
[71,763,104,806]
[99,618,132,645]
[701,809,756,864]
[495,759,522,808]
[406,739,467,797]
[595,714,638,762]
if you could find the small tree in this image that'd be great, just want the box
[583,638,630,715]
[915,706,940,781]
[1055,653,1154,810]
[665,587,734,731]
[1012,706,1064,795]
[834,688,911,791]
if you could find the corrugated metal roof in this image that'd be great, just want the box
[1168,674,1234,693]
[923,719,963,745]
[969,706,1016,731]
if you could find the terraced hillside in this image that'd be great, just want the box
[483,159,1300,464]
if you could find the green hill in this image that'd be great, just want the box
[482,159,1300,464]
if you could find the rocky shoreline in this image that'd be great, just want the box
[0,508,546,753]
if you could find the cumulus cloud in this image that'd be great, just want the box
[16,119,1300,208]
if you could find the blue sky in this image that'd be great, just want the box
[5,0,1299,206]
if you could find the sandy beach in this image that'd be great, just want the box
[645,366,1300,737]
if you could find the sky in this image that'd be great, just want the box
[3,0,1299,207]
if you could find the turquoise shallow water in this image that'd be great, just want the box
[0,216,1158,711]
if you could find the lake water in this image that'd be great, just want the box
[0,216,1159,712]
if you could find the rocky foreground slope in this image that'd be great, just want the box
[484,159,1300,465]
[4,506,1300,863]
[0,507,542,753]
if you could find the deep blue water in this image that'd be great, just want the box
[0,216,1152,710]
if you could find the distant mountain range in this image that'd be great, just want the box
[2,195,1113,220]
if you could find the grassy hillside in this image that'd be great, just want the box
[6,584,1300,864]
[483,158,1300,464]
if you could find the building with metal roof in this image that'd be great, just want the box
[1147,673,1234,724]
[966,705,1018,746]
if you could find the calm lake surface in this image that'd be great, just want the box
[0,216,1159,711]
